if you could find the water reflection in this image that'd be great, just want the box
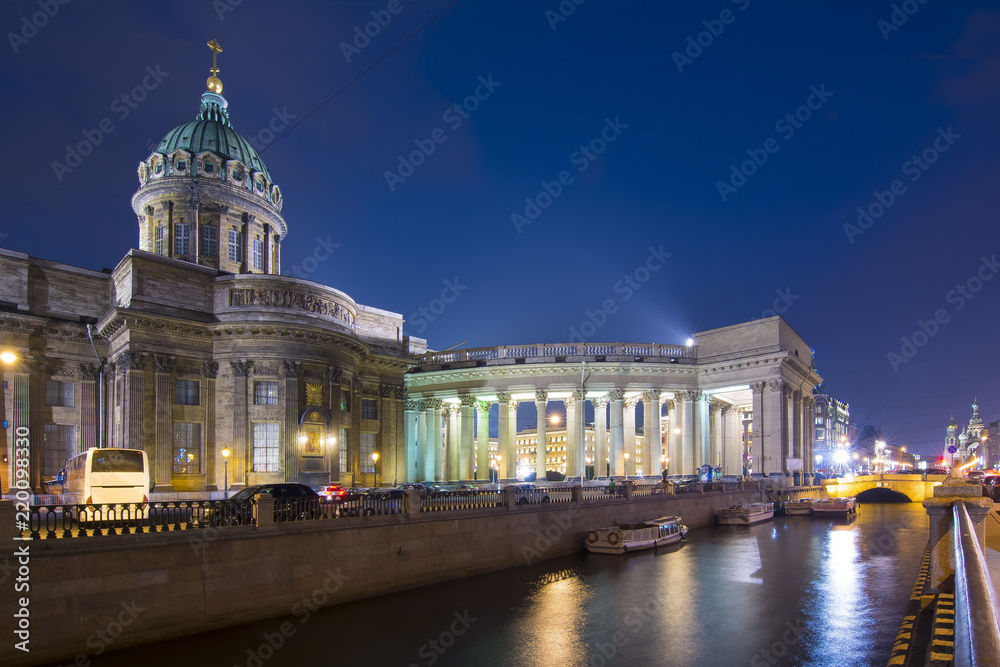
[52,505,929,667]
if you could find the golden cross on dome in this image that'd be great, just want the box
[206,39,223,93]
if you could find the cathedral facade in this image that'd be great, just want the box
[0,49,424,494]
[944,399,991,468]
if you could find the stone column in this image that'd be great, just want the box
[117,351,146,452]
[349,378,362,486]
[923,484,994,592]
[9,362,34,490]
[459,395,475,481]
[764,381,787,476]
[664,399,677,477]
[282,362,300,481]
[609,389,624,477]
[507,398,519,479]
[802,396,815,475]
[416,399,431,482]
[404,399,418,483]
[709,400,723,470]
[203,361,218,491]
[573,390,586,479]
[593,397,608,478]
[78,363,99,452]
[678,391,696,476]
[693,392,709,472]
[444,404,458,481]
[496,392,511,480]
[153,354,175,493]
[230,360,252,488]
[791,390,802,462]
[751,382,765,475]
[476,400,490,481]
[642,390,661,477]
[721,405,739,476]
[379,384,398,485]
[329,366,343,482]
[565,393,578,479]
[624,396,637,478]
[535,389,548,480]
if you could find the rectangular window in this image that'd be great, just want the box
[229,229,243,262]
[252,422,281,472]
[254,381,278,405]
[341,392,351,413]
[154,225,166,255]
[174,222,191,256]
[173,423,201,474]
[253,238,263,271]
[43,424,74,476]
[175,379,200,406]
[360,433,376,473]
[361,399,377,420]
[45,380,73,407]
[339,427,349,473]
[200,225,217,257]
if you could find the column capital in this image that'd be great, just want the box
[608,388,625,401]
[751,381,766,395]
[535,389,548,403]
[709,400,723,415]
[329,366,343,383]
[404,400,419,411]
[624,396,639,410]
[792,388,803,401]
[230,359,253,377]
[641,389,661,403]
[78,363,100,381]
[496,390,511,404]
[115,351,146,372]
[476,400,490,413]
[441,403,456,417]
[509,399,519,410]
[394,385,407,400]
[592,396,608,408]
[203,361,220,379]
[679,390,701,402]
[459,394,478,408]
[281,360,301,378]
[664,398,676,411]
[720,403,733,416]
[153,354,175,373]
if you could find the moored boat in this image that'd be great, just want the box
[714,502,775,525]
[812,497,857,516]
[585,515,688,554]
[784,498,816,516]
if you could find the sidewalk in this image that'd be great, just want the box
[984,506,1000,593]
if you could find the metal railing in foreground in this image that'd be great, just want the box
[420,491,502,512]
[952,500,1000,666]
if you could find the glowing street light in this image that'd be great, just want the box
[0,351,16,364]
[624,452,630,480]
[221,447,231,499]
[372,452,379,486]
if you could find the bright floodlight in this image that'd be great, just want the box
[550,414,560,425]
[685,337,694,347]
[0,351,16,364]
[815,454,823,464]
[834,450,849,465]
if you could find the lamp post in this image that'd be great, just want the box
[371,452,379,488]
[585,456,592,482]
[624,452,629,480]
[221,447,230,499]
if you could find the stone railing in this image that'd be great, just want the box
[417,342,696,367]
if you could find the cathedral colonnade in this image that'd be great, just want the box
[403,325,821,483]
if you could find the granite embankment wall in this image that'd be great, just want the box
[1,488,767,666]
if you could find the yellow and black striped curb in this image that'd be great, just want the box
[927,593,956,666]
[888,544,931,666]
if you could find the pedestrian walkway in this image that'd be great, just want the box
[984,507,1000,593]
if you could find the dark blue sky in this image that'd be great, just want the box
[2,0,999,458]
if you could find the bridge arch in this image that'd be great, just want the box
[856,487,912,503]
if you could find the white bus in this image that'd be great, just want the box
[64,447,150,520]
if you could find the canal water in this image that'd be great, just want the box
[55,503,928,667]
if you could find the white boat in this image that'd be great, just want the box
[585,515,688,554]
[784,498,816,516]
[714,502,775,525]
[812,497,857,516]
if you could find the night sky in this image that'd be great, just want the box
[2,1,998,459]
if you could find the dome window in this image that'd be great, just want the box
[176,160,186,171]
[154,163,163,174]
[255,180,264,191]
[203,162,215,173]
[232,168,244,182]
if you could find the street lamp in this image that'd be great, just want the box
[221,447,231,499]
[371,452,379,487]
[624,452,630,480]
[0,351,16,365]
[585,456,592,481]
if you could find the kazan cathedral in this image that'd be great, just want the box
[1,43,825,495]
[0,43,425,494]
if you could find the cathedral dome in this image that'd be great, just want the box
[154,92,271,181]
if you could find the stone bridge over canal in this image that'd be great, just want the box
[820,473,946,502]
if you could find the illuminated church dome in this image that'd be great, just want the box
[131,40,286,274]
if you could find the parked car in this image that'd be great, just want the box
[207,483,321,525]
[967,470,985,483]
[318,484,347,500]
[505,483,550,505]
